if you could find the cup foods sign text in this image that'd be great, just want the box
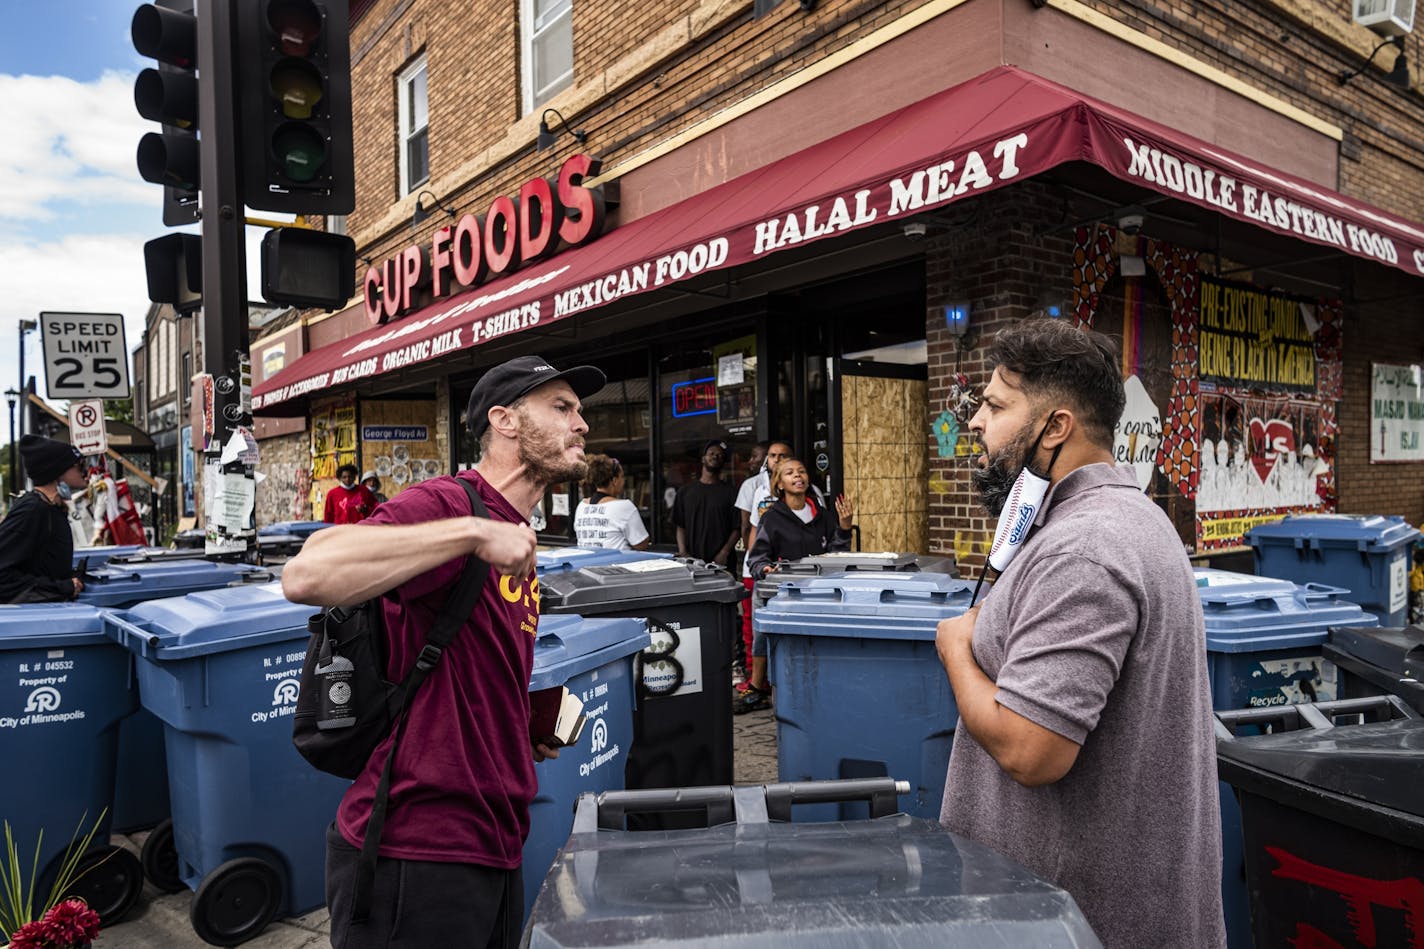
[364,154,607,325]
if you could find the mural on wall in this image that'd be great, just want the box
[310,396,358,519]
[1070,226,1343,552]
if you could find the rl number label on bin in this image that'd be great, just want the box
[252,648,305,725]
[2,652,85,730]
[641,623,703,697]
[574,677,621,778]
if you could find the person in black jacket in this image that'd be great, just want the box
[0,435,87,603]
[739,456,854,713]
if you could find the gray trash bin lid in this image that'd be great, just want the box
[541,558,746,612]
[528,810,1101,948]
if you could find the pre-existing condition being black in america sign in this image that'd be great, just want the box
[1198,277,1316,393]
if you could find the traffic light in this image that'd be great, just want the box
[144,233,203,312]
[131,1,200,226]
[260,228,355,308]
[237,0,354,214]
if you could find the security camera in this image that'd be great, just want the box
[903,222,928,241]
[1117,207,1146,236]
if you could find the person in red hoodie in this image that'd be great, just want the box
[324,464,378,524]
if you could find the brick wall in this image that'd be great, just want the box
[253,432,313,527]
[924,182,1076,569]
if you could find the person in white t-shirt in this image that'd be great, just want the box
[573,455,650,551]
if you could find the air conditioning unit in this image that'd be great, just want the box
[1354,0,1416,37]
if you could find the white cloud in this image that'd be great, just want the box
[0,71,152,224]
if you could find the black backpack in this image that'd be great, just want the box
[292,476,489,922]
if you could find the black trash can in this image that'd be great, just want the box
[523,778,1102,948]
[1325,624,1424,713]
[1215,696,1424,949]
[538,558,747,819]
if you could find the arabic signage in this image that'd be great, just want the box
[1370,363,1424,463]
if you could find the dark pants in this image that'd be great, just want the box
[325,823,523,949]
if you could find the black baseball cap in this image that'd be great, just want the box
[466,355,606,439]
[702,439,728,454]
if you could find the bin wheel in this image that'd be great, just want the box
[140,819,185,893]
[64,845,144,927]
[190,857,282,947]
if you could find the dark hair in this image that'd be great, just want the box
[336,463,359,479]
[987,319,1125,449]
[581,454,621,495]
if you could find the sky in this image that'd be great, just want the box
[0,1,286,425]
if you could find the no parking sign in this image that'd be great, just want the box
[68,399,107,456]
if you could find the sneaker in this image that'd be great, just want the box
[733,680,754,694]
[733,685,772,715]
[731,661,748,687]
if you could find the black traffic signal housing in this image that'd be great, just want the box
[144,233,203,312]
[131,1,201,225]
[237,0,355,214]
[261,228,356,308]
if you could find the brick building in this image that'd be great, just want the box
[252,0,1424,571]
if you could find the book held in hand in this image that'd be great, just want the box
[529,685,586,748]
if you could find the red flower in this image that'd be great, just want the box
[4,919,50,949]
[43,898,101,944]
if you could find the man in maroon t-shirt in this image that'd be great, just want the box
[283,355,605,949]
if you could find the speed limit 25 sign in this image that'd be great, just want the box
[40,311,131,400]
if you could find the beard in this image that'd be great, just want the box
[517,409,587,486]
[970,419,1040,517]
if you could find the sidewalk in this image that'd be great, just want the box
[97,705,779,947]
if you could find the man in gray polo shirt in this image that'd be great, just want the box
[936,320,1225,949]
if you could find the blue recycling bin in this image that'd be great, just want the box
[1248,514,1419,626]
[79,560,276,839]
[73,544,148,568]
[757,572,976,822]
[1196,567,1379,949]
[0,603,146,925]
[104,584,347,946]
[523,612,649,923]
[536,545,670,575]
[258,520,330,539]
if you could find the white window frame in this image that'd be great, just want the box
[397,55,429,197]
[521,0,574,116]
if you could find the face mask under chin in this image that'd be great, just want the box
[56,481,73,501]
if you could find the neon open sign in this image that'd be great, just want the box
[672,377,717,417]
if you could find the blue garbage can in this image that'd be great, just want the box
[523,612,649,923]
[757,572,976,822]
[0,603,146,926]
[78,561,277,845]
[1196,567,1379,949]
[1248,514,1420,626]
[104,584,346,946]
[258,520,330,539]
[73,544,148,568]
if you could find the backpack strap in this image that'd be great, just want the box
[351,476,492,922]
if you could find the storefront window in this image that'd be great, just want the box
[655,332,759,545]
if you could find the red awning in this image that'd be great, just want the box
[255,65,1424,410]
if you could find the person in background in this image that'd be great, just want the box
[0,435,87,603]
[361,470,389,505]
[734,438,768,683]
[673,439,739,569]
[742,456,854,713]
[573,454,649,551]
[325,464,378,524]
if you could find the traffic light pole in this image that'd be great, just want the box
[195,0,255,560]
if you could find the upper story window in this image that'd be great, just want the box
[327,215,348,235]
[398,56,429,196]
[522,0,573,115]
